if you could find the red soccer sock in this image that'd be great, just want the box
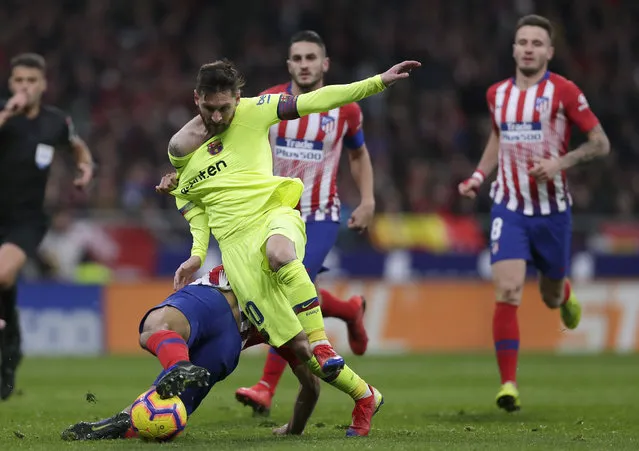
[493,303,520,385]
[561,279,572,305]
[145,330,189,370]
[319,288,357,321]
[258,347,288,394]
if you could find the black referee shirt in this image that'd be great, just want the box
[0,101,77,223]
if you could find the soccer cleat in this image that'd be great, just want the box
[0,341,22,400]
[155,361,210,399]
[496,381,521,412]
[61,412,132,441]
[560,293,581,330]
[347,296,369,356]
[313,344,345,378]
[235,384,273,416]
[346,385,384,437]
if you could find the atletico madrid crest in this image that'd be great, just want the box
[321,116,335,134]
[535,96,549,113]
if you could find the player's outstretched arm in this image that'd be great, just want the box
[285,61,421,120]
[273,364,320,436]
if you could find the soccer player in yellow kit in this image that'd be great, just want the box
[160,58,420,437]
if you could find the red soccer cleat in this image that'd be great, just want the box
[235,384,273,416]
[347,296,369,356]
[312,344,345,378]
[346,385,384,437]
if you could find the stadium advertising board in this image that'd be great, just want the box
[17,283,103,355]
[102,280,639,354]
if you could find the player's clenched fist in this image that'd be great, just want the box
[458,170,485,199]
[380,61,422,87]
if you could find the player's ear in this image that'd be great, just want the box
[323,57,330,74]
[193,90,199,106]
[547,45,555,61]
[286,58,293,76]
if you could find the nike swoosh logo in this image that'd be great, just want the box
[300,299,316,309]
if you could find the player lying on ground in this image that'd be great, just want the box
[162,59,418,436]
[61,266,319,441]
[458,14,610,413]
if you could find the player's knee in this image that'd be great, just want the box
[495,279,523,305]
[265,235,297,272]
[286,332,313,362]
[139,307,188,348]
[139,321,172,349]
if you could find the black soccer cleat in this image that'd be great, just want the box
[0,346,22,400]
[61,412,132,441]
[155,361,210,399]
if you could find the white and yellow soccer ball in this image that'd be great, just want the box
[130,388,187,441]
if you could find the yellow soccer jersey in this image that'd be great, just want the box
[170,95,304,245]
[170,75,386,262]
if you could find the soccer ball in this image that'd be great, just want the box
[130,388,187,441]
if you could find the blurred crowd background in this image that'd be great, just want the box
[1,0,638,281]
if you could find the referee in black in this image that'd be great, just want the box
[0,53,94,400]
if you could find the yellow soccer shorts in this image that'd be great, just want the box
[220,206,308,348]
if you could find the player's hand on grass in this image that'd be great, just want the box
[348,201,375,234]
[74,162,94,190]
[528,157,561,182]
[380,61,422,87]
[174,255,201,291]
[155,172,178,194]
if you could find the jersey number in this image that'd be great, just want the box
[245,301,265,326]
[490,217,503,241]
[256,95,271,106]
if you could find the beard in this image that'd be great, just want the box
[294,74,322,92]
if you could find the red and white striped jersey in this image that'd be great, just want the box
[262,82,365,222]
[487,71,600,215]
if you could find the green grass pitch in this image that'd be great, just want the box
[2,354,638,450]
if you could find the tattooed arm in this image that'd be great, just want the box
[558,124,610,170]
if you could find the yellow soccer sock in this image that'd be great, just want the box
[326,365,372,400]
[305,356,324,378]
[277,260,326,336]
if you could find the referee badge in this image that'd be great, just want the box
[35,143,55,169]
